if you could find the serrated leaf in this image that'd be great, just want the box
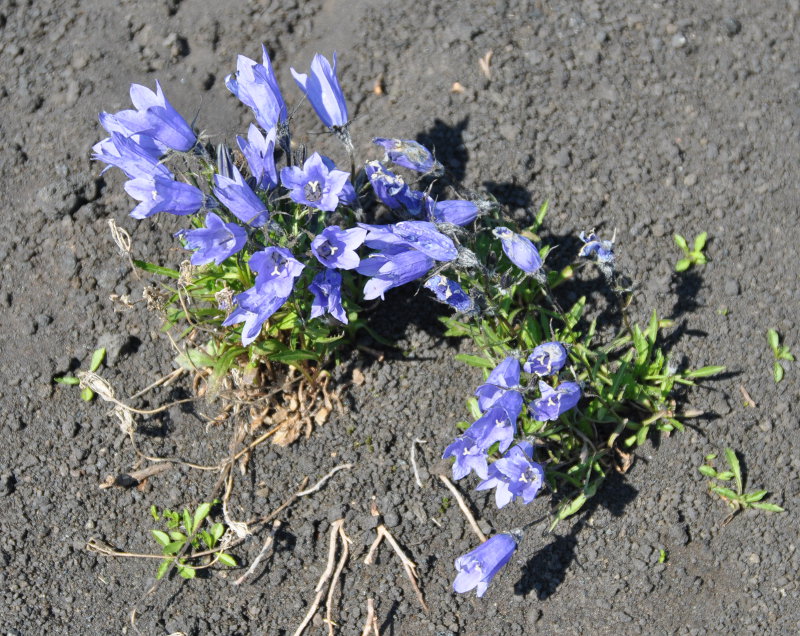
[767,329,780,352]
[193,503,212,532]
[89,348,106,372]
[152,530,171,547]
[693,231,707,252]
[675,259,691,272]
[774,362,784,383]
[698,465,717,478]
[156,559,171,580]
[724,448,742,494]
[54,376,80,385]
[454,354,495,368]
[217,552,237,567]
[750,502,785,512]
[673,234,689,251]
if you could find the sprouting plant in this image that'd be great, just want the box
[150,501,236,579]
[699,449,785,522]
[53,347,106,401]
[767,329,794,383]
[673,231,708,272]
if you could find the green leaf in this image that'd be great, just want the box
[217,552,237,567]
[152,530,171,547]
[684,365,726,379]
[54,376,80,385]
[715,471,735,481]
[673,234,689,251]
[200,531,214,550]
[674,258,691,272]
[774,362,784,383]
[693,231,707,252]
[150,505,160,521]
[269,350,320,364]
[724,448,743,494]
[767,328,780,352]
[698,465,717,478]
[133,259,180,279]
[175,348,216,371]
[182,509,193,534]
[704,453,718,461]
[563,297,586,330]
[750,502,785,513]
[169,531,187,542]
[557,493,588,521]
[743,490,768,503]
[89,348,106,372]
[192,503,212,533]
[210,522,225,545]
[710,486,739,501]
[80,387,94,401]
[466,397,483,420]
[156,559,172,580]
[178,564,196,579]
[162,541,184,556]
[779,350,795,362]
[454,354,495,369]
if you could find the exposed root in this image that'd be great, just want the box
[360,598,380,636]
[233,520,281,585]
[438,474,487,542]
[364,525,428,613]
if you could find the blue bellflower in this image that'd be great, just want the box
[372,137,443,175]
[357,249,435,300]
[442,433,489,481]
[492,227,543,274]
[476,442,545,508]
[180,212,248,266]
[124,175,205,219]
[92,132,171,180]
[424,275,474,313]
[579,230,615,264]
[453,533,517,598]
[107,81,196,152]
[530,380,582,421]
[222,285,287,346]
[426,198,479,226]
[389,221,458,261]
[465,406,517,454]
[280,152,350,212]
[225,46,287,131]
[364,161,412,210]
[291,53,348,129]
[309,269,348,324]
[249,247,305,298]
[475,357,521,412]
[213,164,269,227]
[311,226,367,270]
[524,341,568,376]
[237,124,278,190]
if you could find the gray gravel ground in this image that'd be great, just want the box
[0,0,798,633]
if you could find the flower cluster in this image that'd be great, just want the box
[446,342,580,596]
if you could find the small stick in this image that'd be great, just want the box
[325,524,351,635]
[126,368,185,401]
[294,519,344,636]
[296,464,354,497]
[410,438,426,488]
[233,520,281,585]
[438,474,487,542]
[739,384,757,408]
[360,598,379,636]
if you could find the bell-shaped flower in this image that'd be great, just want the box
[225,45,287,131]
[311,226,367,270]
[237,124,278,190]
[530,381,582,421]
[107,81,196,152]
[364,161,413,210]
[442,433,489,481]
[492,227,543,274]
[389,221,458,261]
[357,249,435,300]
[222,284,287,346]
[578,230,615,264]
[309,269,348,324]
[453,533,517,598]
[124,175,205,219]
[524,341,568,376]
[465,406,517,454]
[474,357,521,412]
[424,275,474,314]
[249,247,305,298]
[280,152,350,212]
[213,164,269,227]
[179,212,247,266]
[427,198,479,226]
[92,132,171,180]
[372,137,443,175]
[476,442,545,508]
[291,53,348,129]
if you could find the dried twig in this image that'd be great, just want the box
[294,519,344,636]
[410,438,426,488]
[325,524,351,635]
[739,384,757,408]
[364,525,428,613]
[296,464,354,497]
[233,520,281,585]
[438,474,487,542]
[360,598,379,636]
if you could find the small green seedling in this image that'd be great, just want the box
[150,500,236,579]
[699,449,785,522]
[767,329,794,383]
[674,232,708,272]
[53,347,106,401]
